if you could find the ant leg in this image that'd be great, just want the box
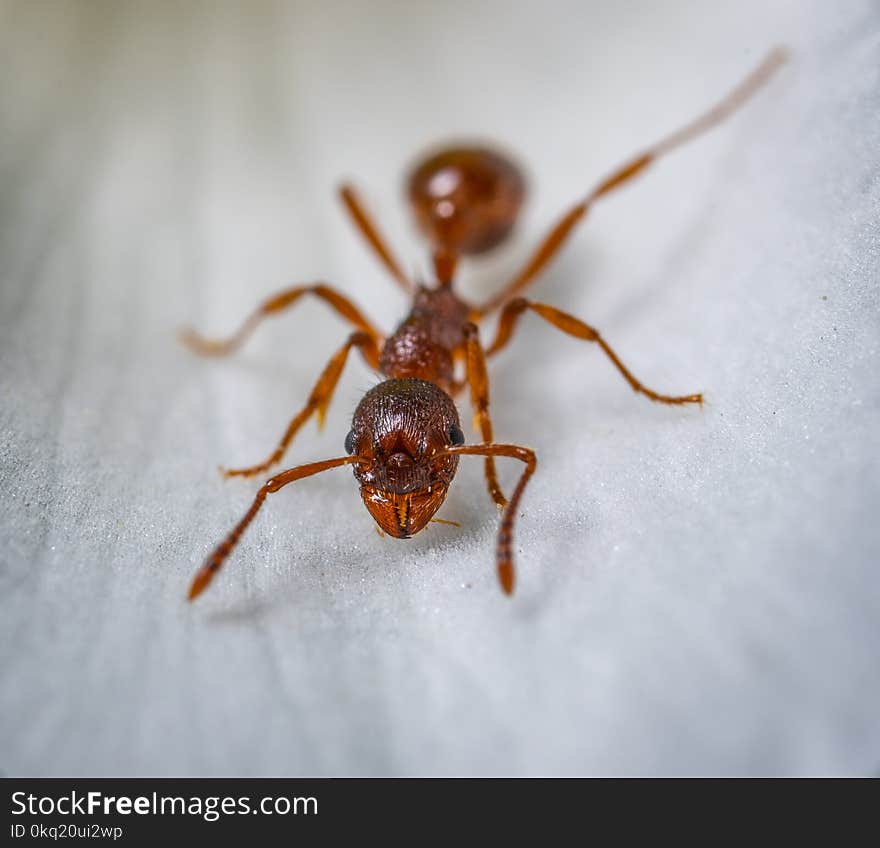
[222,331,381,479]
[462,323,507,508]
[441,443,537,595]
[188,455,362,601]
[180,283,382,356]
[479,48,787,313]
[488,299,702,405]
[339,184,414,294]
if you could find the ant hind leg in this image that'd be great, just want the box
[479,48,787,313]
[339,184,414,294]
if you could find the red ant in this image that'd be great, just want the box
[182,49,786,601]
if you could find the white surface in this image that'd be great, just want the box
[1,0,878,776]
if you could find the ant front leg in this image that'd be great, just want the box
[222,331,381,479]
[462,323,507,508]
[487,300,702,406]
[180,283,381,357]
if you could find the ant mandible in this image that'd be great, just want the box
[182,49,786,601]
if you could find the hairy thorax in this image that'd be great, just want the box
[378,286,471,391]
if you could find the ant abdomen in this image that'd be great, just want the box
[407,145,526,256]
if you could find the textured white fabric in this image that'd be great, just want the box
[1,0,878,775]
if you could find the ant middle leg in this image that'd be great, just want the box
[180,283,382,357]
[487,299,702,406]
[222,331,381,479]
[479,48,786,313]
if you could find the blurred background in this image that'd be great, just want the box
[1,0,878,775]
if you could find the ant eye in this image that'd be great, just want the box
[344,429,356,455]
[448,425,465,446]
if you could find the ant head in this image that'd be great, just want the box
[407,145,526,256]
[346,378,464,538]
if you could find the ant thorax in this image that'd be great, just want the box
[378,286,472,392]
